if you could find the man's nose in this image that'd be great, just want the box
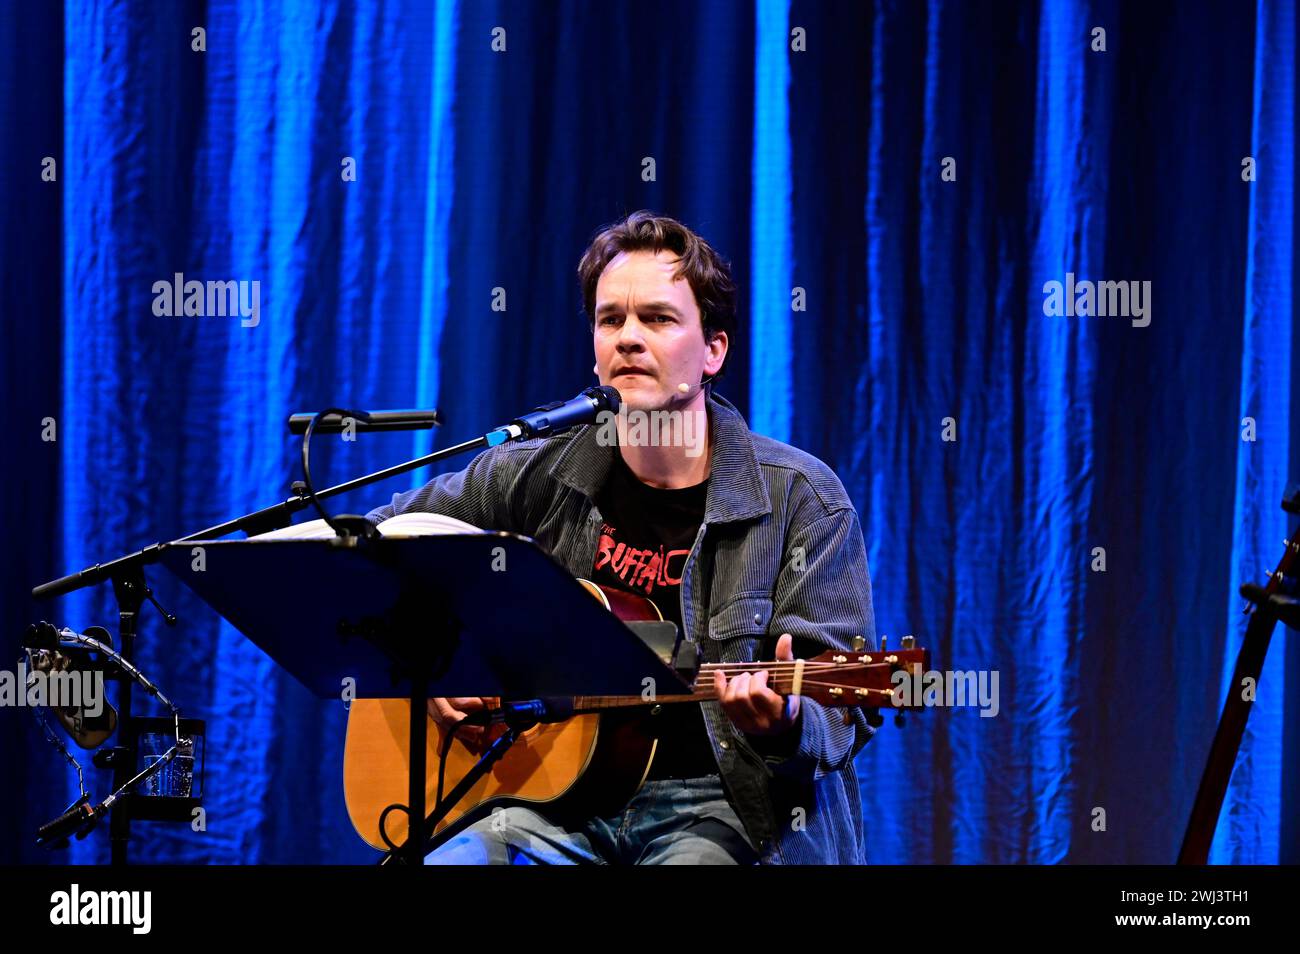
[616,315,647,350]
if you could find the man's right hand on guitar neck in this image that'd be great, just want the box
[428,697,502,754]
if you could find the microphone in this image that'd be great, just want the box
[36,796,97,847]
[286,409,441,435]
[458,698,576,728]
[486,386,621,445]
[676,374,713,396]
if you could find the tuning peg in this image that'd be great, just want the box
[901,634,915,650]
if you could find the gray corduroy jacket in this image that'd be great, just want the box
[366,390,877,864]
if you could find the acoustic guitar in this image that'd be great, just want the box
[343,580,925,852]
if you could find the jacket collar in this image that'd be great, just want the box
[549,390,772,525]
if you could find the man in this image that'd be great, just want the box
[366,211,877,864]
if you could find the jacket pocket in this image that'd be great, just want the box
[707,594,773,663]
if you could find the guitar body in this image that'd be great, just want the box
[343,580,664,852]
[344,702,662,851]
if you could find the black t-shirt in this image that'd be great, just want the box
[592,451,718,779]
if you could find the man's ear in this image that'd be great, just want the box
[705,331,728,376]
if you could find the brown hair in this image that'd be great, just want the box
[578,210,737,383]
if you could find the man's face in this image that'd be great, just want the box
[592,250,727,412]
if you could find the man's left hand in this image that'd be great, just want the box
[713,632,802,737]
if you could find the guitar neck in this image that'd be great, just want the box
[573,663,775,711]
[571,660,889,712]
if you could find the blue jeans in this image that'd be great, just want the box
[424,775,758,865]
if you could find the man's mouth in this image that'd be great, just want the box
[615,368,654,377]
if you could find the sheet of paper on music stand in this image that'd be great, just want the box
[252,512,484,540]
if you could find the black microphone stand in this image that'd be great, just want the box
[34,383,619,599]
[30,431,501,601]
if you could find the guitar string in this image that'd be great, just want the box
[583,663,894,692]
[464,672,903,718]
[701,666,886,671]
[579,676,899,703]
[694,662,894,679]
[581,662,904,698]
[475,664,912,715]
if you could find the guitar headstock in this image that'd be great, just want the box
[791,637,930,709]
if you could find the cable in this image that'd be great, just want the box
[300,406,373,537]
[377,804,408,853]
[55,628,178,712]
[25,682,89,805]
[437,717,457,805]
[376,723,459,857]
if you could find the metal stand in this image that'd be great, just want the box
[380,700,573,864]
[107,570,146,866]
[405,677,428,867]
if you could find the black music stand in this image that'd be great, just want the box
[158,531,689,865]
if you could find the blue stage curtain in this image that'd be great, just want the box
[1,0,1294,863]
